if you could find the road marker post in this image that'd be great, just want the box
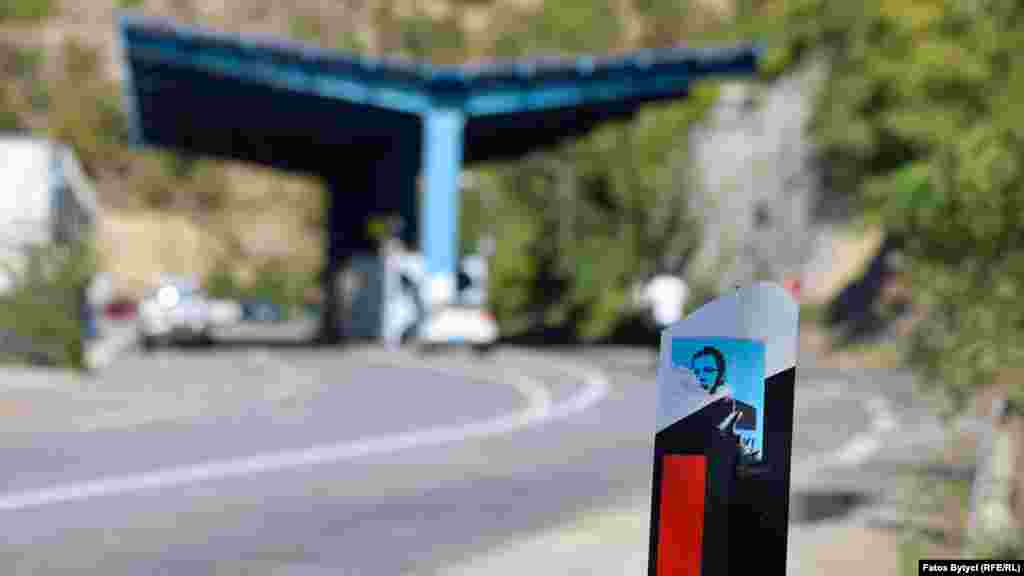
[649,282,799,575]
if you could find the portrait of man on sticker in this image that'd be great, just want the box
[665,338,766,462]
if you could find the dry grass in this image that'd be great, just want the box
[797,523,904,576]
[97,202,322,298]
[96,208,223,296]
[895,366,1024,573]
[801,225,884,307]
[897,470,973,576]
[798,318,907,370]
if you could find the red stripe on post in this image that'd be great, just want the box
[657,455,706,576]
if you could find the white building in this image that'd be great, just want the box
[0,135,98,293]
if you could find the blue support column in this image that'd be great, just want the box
[420,108,465,306]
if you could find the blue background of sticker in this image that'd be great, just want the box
[671,337,766,459]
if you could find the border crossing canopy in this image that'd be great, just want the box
[117,12,761,334]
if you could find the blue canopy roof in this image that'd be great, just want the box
[119,12,761,172]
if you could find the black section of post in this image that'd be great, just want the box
[730,366,796,576]
[649,366,796,575]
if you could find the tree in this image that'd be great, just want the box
[0,0,56,22]
[476,85,720,341]
[47,38,140,184]
[0,238,96,370]
[460,0,736,342]
[767,0,1024,413]
[766,0,1024,554]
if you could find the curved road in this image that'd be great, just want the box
[0,342,936,575]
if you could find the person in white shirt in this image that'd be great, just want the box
[642,274,690,368]
[382,235,422,349]
[644,274,689,329]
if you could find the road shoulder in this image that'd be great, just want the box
[436,326,926,576]
[434,492,650,576]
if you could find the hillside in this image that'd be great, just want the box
[0,0,758,299]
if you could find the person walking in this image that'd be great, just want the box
[381,218,427,349]
[645,274,689,368]
[645,274,689,329]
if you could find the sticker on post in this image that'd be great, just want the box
[660,337,766,463]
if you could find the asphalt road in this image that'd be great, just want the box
[0,337,939,575]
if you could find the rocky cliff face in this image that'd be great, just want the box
[687,56,862,301]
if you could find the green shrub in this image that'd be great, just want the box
[244,259,313,319]
[204,264,242,300]
[206,259,315,319]
[289,14,323,44]
[480,86,717,342]
[118,0,145,9]
[0,85,20,131]
[0,0,56,22]
[398,13,466,63]
[490,0,622,57]
[9,46,44,78]
[0,238,96,370]
[49,40,129,178]
[366,214,400,247]
[248,260,289,304]
[160,152,195,181]
[334,30,365,53]
[772,0,1024,413]
[27,77,48,111]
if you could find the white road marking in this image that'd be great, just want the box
[0,355,607,512]
[793,393,900,486]
[357,349,555,415]
[794,379,848,410]
[833,435,881,467]
[511,374,553,418]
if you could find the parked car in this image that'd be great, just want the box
[411,259,499,355]
[240,300,284,323]
[105,297,137,320]
[137,276,241,351]
[416,304,499,355]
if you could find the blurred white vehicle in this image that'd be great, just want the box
[417,304,499,354]
[137,276,242,351]
[416,255,499,354]
[384,248,499,354]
